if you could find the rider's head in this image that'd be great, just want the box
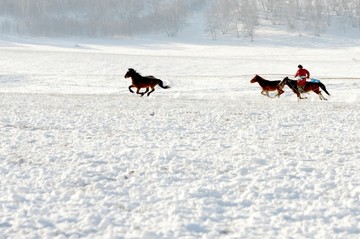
[298,64,303,69]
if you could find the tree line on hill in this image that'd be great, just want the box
[0,0,359,40]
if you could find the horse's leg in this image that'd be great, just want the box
[318,92,327,100]
[298,91,307,99]
[143,87,149,95]
[265,91,276,98]
[262,90,273,97]
[312,87,326,100]
[136,88,145,97]
[276,89,284,98]
[147,87,155,97]
[128,85,135,93]
[294,90,304,100]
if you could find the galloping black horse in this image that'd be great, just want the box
[124,68,170,97]
[279,77,330,100]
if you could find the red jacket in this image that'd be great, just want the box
[295,68,310,79]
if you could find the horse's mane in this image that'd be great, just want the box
[255,74,266,81]
[128,68,142,77]
[285,77,297,83]
[255,74,280,82]
[281,77,297,90]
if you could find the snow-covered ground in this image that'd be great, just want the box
[0,33,359,238]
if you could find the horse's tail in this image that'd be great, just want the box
[318,82,330,95]
[157,79,170,89]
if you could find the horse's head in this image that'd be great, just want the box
[278,77,290,88]
[283,77,290,83]
[250,75,259,83]
[124,68,136,78]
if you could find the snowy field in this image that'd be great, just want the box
[0,35,360,238]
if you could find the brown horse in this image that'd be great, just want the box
[124,68,170,97]
[279,77,330,100]
[250,75,284,98]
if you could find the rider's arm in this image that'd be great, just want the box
[294,70,299,78]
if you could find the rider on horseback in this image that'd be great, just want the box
[294,64,310,93]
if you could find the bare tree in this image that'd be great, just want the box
[303,0,326,36]
[239,0,259,41]
[205,0,242,39]
[204,1,221,40]
[155,0,187,37]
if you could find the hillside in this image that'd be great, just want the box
[1,0,360,41]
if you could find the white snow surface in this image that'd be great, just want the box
[0,34,360,239]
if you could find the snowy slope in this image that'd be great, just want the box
[0,34,359,238]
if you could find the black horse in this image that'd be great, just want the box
[124,68,170,97]
[279,77,330,100]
